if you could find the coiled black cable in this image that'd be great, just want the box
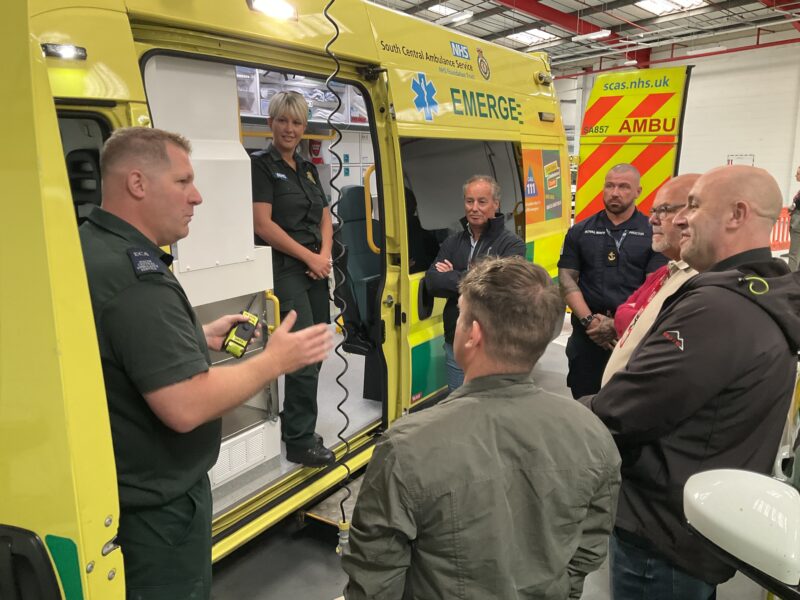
[322,0,353,532]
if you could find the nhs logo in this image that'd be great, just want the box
[450,42,470,60]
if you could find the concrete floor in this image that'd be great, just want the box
[211,323,767,600]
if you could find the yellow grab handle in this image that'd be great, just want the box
[264,290,280,333]
[363,164,380,255]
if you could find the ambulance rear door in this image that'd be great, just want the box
[1,1,123,598]
[575,66,692,220]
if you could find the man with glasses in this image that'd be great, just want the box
[558,164,666,399]
[601,174,700,385]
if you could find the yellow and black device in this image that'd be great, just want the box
[222,295,260,359]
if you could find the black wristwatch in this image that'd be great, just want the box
[579,314,596,328]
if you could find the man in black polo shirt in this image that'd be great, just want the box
[558,163,665,399]
[80,127,332,598]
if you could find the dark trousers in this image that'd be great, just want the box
[118,477,212,600]
[610,531,716,600]
[565,315,611,399]
[275,269,329,450]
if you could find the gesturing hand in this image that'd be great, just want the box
[266,311,333,374]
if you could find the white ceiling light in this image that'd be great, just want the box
[437,9,473,25]
[623,59,638,65]
[685,45,726,55]
[428,4,457,16]
[672,0,707,8]
[572,29,611,42]
[635,0,674,14]
[250,0,297,20]
[635,0,705,15]
[507,28,556,45]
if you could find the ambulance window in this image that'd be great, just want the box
[400,138,523,273]
[57,115,110,223]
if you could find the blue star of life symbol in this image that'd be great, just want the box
[411,72,438,121]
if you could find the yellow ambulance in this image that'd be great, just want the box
[1,0,569,596]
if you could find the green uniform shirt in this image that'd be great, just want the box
[251,144,329,277]
[80,207,221,509]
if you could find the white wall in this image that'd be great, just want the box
[555,78,585,155]
[555,30,800,203]
[660,32,800,201]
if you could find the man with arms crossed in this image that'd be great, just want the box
[583,165,800,599]
[80,127,332,599]
[344,256,621,599]
[424,175,525,391]
[559,164,666,398]
[601,173,700,384]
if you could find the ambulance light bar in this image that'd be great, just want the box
[248,0,298,21]
[41,44,87,60]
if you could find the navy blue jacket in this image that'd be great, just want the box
[424,214,526,344]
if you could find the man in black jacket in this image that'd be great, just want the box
[583,165,800,600]
[424,175,526,390]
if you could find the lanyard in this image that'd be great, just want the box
[606,228,629,253]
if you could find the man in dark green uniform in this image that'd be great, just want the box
[80,127,332,599]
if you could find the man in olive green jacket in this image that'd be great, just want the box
[342,257,621,600]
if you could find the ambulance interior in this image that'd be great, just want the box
[58,53,527,520]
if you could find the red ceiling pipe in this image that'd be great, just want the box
[554,36,800,79]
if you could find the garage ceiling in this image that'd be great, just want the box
[369,0,800,72]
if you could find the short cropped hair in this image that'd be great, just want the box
[459,256,564,370]
[463,175,501,202]
[607,163,641,186]
[268,91,309,124]
[100,127,191,178]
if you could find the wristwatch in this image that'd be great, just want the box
[579,314,596,328]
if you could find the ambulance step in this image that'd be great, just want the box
[302,474,364,527]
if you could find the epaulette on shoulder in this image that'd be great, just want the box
[126,247,168,278]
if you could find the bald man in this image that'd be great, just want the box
[601,174,700,385]
[582,165,800,599]
[80,127,332,597]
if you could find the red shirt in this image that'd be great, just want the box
[614,264,670,337]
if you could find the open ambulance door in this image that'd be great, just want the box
[361,17,571,412]
[574,66,692,220]
[1,1,123,598]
